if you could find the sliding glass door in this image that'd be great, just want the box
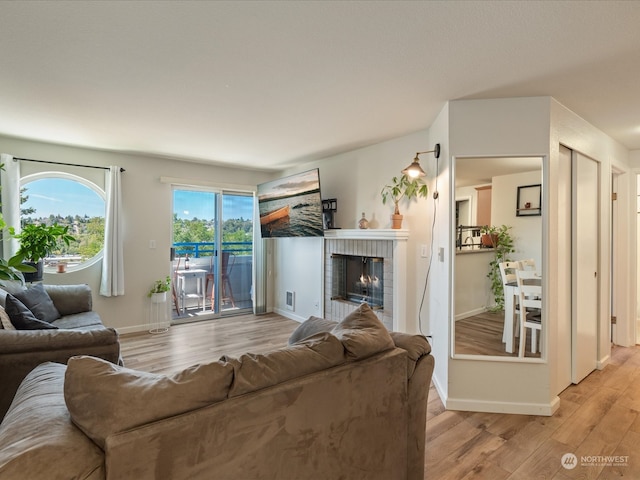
[172,187,253,321]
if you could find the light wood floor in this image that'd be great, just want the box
[120,313,640,480]
[456,311,541,359]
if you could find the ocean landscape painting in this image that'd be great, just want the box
[257,169,325,238]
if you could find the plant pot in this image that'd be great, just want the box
[391,214,403,229]
[481,233,498,248]
[22,260,43,283]
[151,292,167,304]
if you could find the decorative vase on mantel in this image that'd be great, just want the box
[358,212,369,229]
[391,214,403,229]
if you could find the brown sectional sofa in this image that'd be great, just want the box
[0,303,434,480]
[0,283,121,419]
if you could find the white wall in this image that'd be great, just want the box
[273,128,439,332]
[0,135,276,333]
[446,96,631,415]
[629,150,640,344]
[454,250,493,317]
[549,99,629,394]
[271,236,323,321]
[492,169,543,266]
[447,97,555,414]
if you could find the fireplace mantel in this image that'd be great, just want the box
[323,229,409,241]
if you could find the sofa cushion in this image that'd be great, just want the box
[64,355,234,449]
[331,303,395,360]
[0,281,27,300]
[224,332,345,397]
[0,362,105,480]
[13,283,61,323]
[51,311,104,330]
[288,316,337,344]
[44,284,93,316]
[5,295,58,330]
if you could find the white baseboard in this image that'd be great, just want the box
[273,308,306,323]
[455,307,488,322]
[116,323,169,335]
[446,395,560,416]
[597,354,611,370]
[431,372,448,406]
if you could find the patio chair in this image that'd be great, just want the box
[171,256,181,315]
[204,251,236,310]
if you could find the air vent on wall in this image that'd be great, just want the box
[286,291,295,311]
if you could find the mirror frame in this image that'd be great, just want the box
[450,154,548,364]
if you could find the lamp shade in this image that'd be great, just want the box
[401,157,426,178]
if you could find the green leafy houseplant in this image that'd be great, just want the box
[10,223,76,264]
[481,225,515,312]
[381,174,428,228]
[148,276,171,297]
[0,251,34,281]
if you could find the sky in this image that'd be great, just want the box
[22,179,255,221]
[173,190,254,221]
[257,169,320,201]
[22,178,105,218]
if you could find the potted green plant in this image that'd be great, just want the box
[381,174,428,229]
[10,223,76,282]
[148,276,171,303]
[481,225,515,311]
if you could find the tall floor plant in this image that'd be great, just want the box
[482,224,515,311]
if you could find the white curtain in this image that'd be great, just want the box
[100,166,125,296]
[252,194,267,314]
[0,153,20,257]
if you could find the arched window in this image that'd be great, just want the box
[20,172,105,272]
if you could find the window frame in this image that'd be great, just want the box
[20,171,106,273]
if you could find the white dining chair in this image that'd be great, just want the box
[498,261,520,286]
[499,261,521,353]
[518,258,536,271]
[516,269,542,357]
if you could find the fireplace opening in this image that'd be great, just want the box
[331,254,384,309]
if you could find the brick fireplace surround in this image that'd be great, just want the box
[323,229,409,331]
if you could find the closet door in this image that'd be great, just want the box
[572,152,599,384]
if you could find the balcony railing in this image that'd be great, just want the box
[172,241,253,313]
[173,241,252,258]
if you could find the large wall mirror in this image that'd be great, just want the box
[453,156,544,361]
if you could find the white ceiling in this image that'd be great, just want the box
[456,157,542,188]
[1,1,640,171]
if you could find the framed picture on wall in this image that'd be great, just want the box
[516,184,541,216]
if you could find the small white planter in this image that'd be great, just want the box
[149,291,169,334]
[150,291,167,304]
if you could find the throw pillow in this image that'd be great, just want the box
[13,283,61,323]
[331,303,394,360]
[5,295,58,330]
[0,305,14,330]
[224,332,345,397]
[288,316,337,345]
[64,355,234,449]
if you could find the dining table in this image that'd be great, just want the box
[175,268,207,314]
